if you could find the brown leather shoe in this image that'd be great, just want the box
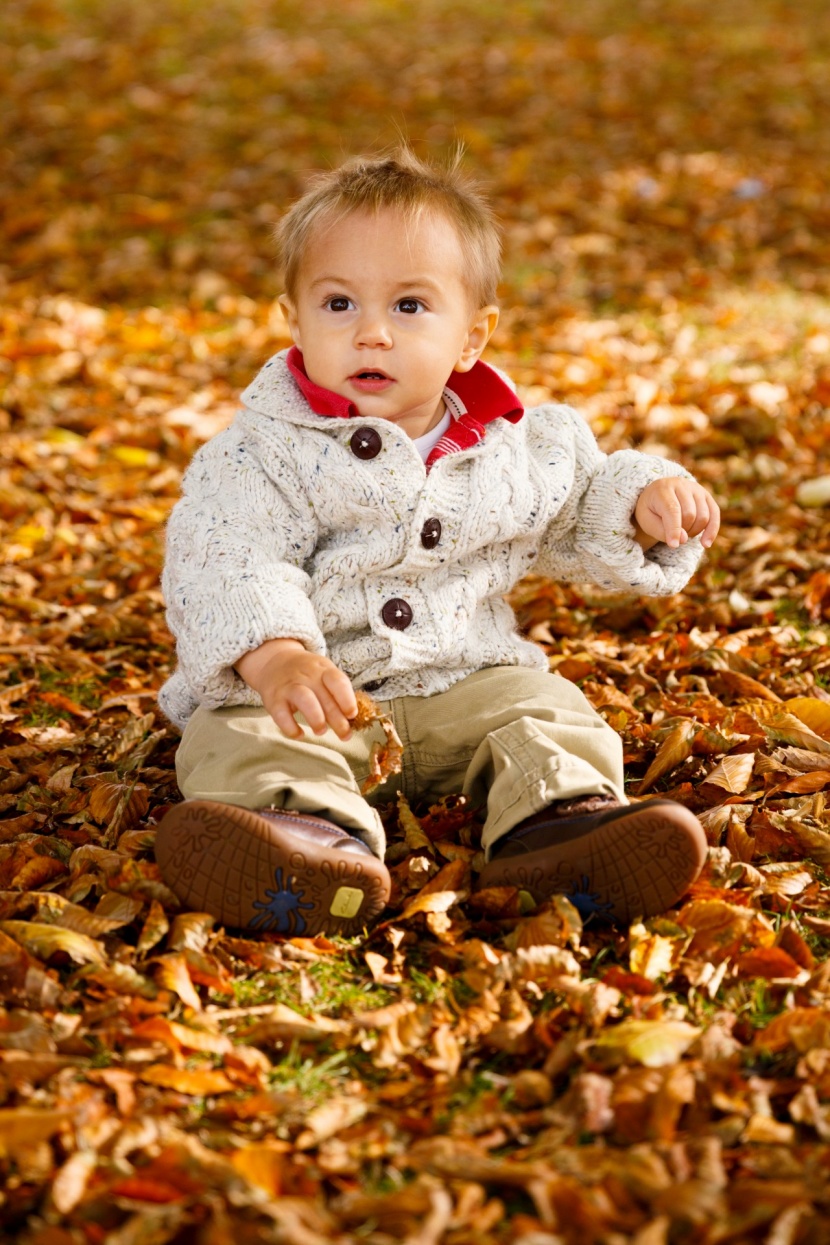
[155,800,390,937]
[478,797,707,924]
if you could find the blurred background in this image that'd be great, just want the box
[1,0,829,675]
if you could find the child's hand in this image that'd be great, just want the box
[633,478,720,551]
[235,638,358,741]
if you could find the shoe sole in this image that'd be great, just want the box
[478,800,707,924]
[155,800,391,938]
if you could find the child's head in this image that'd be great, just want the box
[277,148,502,438]
[277,147,501,310]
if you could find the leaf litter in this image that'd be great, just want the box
[2,0,830,1240]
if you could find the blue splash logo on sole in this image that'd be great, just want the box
[568,875,615,921]
[249,866,315,934]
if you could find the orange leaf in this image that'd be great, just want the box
[133,1016,231,1056]
[152,952,202,1010]
[754,1008,830,1053]
[109,1176,188,1203]
[396,859,468,921]
[734,947,804,980]
[37,691,92,720]
[10,856,68,891]
[137,1064,234,1095]
[230,1142,287,1196]
[767,770,830,795]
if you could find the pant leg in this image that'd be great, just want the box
[394,667,626,858]
[174,705,396,860]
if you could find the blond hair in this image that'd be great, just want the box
[276,148,502,308]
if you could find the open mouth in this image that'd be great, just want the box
[350,370,394,392]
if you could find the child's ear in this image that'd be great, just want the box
[454,306,500,373]
[278,295,301,347]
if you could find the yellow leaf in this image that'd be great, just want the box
[764,713,830,755]
[0,920,106,965]
[396,792,434,854]
[594,1019,700,1067]
[784,697,830,741]
[137,899,169,955]
[111,445,160,467]
[629,931,679,980]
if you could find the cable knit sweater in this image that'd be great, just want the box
[159,350,703,728]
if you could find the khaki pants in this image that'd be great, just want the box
[175,666,626,861]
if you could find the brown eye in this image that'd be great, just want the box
[396,299,422,314]
[327,297,352,312]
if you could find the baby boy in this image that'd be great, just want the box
[154,149,720,937]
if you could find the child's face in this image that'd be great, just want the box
[280,208,498,439]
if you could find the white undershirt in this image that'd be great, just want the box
[411,406,452,463]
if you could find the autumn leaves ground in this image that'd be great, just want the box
[2,0,830,1241]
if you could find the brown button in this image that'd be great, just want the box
[420,517,442,548]
[350,426,382,460]
[381,598,413,630]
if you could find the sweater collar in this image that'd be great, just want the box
[286,346,524,427]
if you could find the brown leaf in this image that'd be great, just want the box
[88,778,149,832]
[638,721,698,794]
[703,752,755,793]
[0,1108,72,1156]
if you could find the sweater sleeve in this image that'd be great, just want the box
[159,419,324,724]
[532,405,705,595]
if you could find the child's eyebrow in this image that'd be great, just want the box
[308,274,443,293]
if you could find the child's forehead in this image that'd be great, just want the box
[304,205,465,266]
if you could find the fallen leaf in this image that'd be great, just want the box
[593,1019,701,1068]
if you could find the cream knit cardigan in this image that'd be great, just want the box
[159,351,702,728]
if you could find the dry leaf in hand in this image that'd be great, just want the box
[352,690,404,794]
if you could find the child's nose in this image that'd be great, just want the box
[354,313,392,349]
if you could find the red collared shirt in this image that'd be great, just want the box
[286,346,523,470]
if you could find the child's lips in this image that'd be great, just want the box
[349,370,395,394]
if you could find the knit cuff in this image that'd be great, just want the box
[169,575,327,715]
[574,450,704,595]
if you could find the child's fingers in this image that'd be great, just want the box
[656,490,685,547]
[270,702,304,739]
[316,687,354,741]
[322,667,358,720]
[286,685,331,736]
[700,496,721,548]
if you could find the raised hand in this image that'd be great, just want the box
[634,477,721,551]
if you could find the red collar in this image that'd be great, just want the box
[286,346,523,426]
